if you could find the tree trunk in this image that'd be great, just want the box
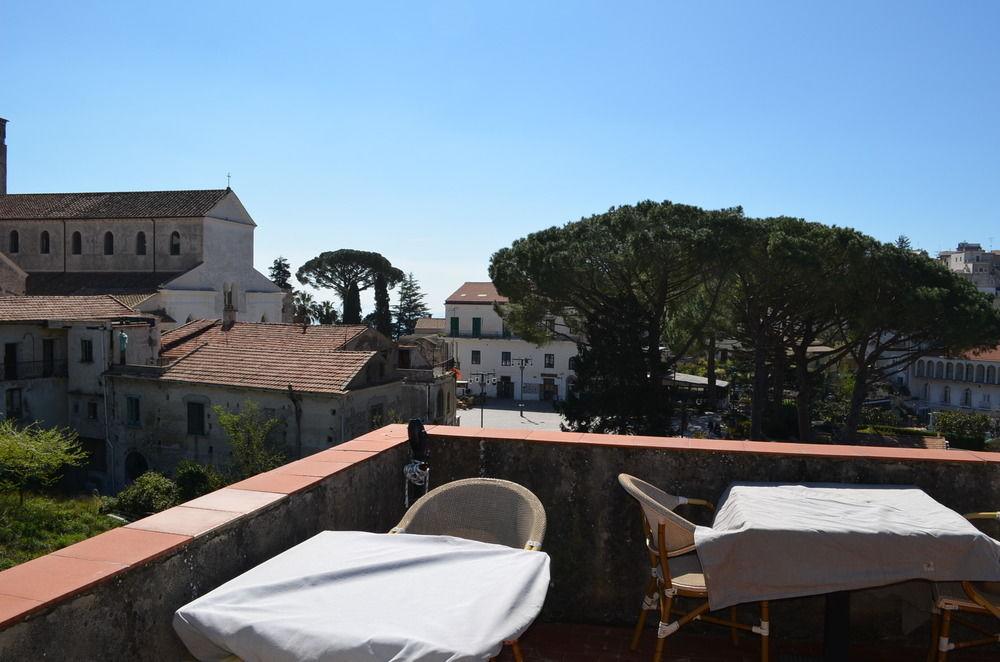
[706,335,717,411]
[793,344,814,442]
[843,364,869,441]
[750,339,769,440]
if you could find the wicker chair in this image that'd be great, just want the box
[619,474,770,662]
[928,511,1000,662]
[391,478,547,661]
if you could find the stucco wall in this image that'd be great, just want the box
[450,336,577,400]
[104,377,445,488]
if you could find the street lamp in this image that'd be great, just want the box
[512,357,533,409]
[469,371,497,428]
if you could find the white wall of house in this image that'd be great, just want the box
[444,300,577,401]
[909,356,1000,415]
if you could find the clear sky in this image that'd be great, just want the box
[3,1,999,316]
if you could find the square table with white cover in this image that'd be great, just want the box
[693,482,1000,611]
[173,530,551,662]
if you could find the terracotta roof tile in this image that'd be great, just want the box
[445,281,508,304]
[0,190,228,220]
[0,295,145,322]
[157,321,377,394]
[25,272,182,299]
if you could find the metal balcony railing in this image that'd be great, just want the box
[1,360,69,380]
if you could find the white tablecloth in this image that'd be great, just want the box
[174,531,551,661]
[693,483,1000,610]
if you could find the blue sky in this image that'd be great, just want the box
[3,1,999,316]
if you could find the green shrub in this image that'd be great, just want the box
[102,472,178,519]
[934,410,991,451]
[174,461,224,502]
[0,493,119,570]
[861,407,902,427]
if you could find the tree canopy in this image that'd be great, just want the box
[296,250,404,324]
[491,199,1000,440]
[393,273,430,338]
[0,421,88,505]
[490,200,743,434]
[268,257,293,290]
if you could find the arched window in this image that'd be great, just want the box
[71,231,82,255]
[923,383,929,400]
[103,231,114,255]
[136,232,147,255]
[935,361,944,378]
[976,365,985,383]
[963,389,972,407]
[916,360,924,377]
[946,363,954,380]
[988,366,996,384]
[40,231,50,254]
[943,386,950,404]
[170,231,181,255]
[8,230,19,253]
[260,315,267,323]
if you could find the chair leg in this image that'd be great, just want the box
[936,609,952,662]
[511,640,524,662]
[759,601,770,662]
[653,592,674,662]
[631,575,657,650]
[927,610,940,662]
[730,606,739,646]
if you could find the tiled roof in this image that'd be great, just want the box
[24,272,183,299]
[0,190,229,220]
[157,321,376,394]
[0,295,144,321]
[160,320,370,358]
[445,282,508,304]
[963,346,1000,362]
[414,317,446,332]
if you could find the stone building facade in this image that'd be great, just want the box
[105,320,456,489]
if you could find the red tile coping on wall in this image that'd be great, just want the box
[0,437,385,630]
[426,425,1000,463]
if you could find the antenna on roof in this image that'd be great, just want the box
[226,172,231,189]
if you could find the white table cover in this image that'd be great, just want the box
[693,483,1000,610]
[173,531,551,661]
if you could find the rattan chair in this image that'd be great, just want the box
[390,478,547,661]
[618,474,770,662]
[928,511,1000,662]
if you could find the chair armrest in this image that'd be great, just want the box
[523,540,543,551]
[388,527,405,534]
[962,581,1000,619]
[682,497,715,511]
[964,512,999,521]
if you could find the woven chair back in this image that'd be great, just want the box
[395,478,547,550]
[618,473,697,556]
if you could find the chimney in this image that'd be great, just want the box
[0,117,7,195]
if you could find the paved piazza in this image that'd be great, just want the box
[456,399,567,431]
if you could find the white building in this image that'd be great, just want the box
[938,242,1000,298]
[0,295,158,490]
[443,282,577,401]
[0,118,284,326]
[909,347,1000,416]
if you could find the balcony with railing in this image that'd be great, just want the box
[0,426,998,660]
[0,360,68,380]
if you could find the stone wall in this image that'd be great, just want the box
[423,428,1000,644]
